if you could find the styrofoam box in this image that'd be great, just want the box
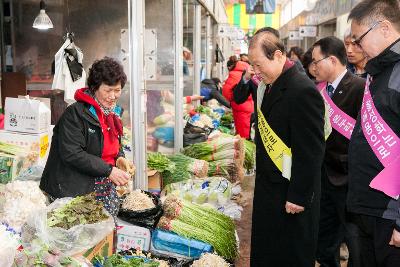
[116,218,151,252]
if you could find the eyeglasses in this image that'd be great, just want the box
[352,21,382,48]
[311,56,330,66]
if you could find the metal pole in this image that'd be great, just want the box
[0,0,5,72]
[174,0,183,152]
[205,14,211,78]
[193,3,201,95]
[129,0,147,190]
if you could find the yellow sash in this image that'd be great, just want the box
[257,107,292,179]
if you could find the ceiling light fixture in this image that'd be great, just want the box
[32,0,53,30]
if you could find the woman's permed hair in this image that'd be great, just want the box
[87,57,127,92]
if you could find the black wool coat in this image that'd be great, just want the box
[250,65,325,267]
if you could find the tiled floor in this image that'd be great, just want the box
[234,175,348,267]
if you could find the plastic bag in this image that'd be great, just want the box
[15,165,44,181]
[163,177,233,207]
[0,224,20,267]
[151,229,213,259]
[183,133,207,147]
[21,197,115,256]
[118,191,163,229]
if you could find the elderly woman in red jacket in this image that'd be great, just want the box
[222,56,254,138]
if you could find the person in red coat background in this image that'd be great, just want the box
[222,56,254,138]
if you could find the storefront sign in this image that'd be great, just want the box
[217,24,237,38]
[299,26,317,37]
[289,31,303,40]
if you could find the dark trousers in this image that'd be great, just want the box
[251,177,320,267]
[317,169,360,267]
[351,214,400,267]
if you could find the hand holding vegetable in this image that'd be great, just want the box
[116,157,136,175]
[109,167,130,186]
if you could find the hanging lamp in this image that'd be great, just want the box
[32,0,53,30]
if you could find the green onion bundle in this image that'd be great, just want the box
[163,195,235,232]
[147,152,176,173]
[159,196,237,260]
[158,216,237,260]
[0,141,26,156]
[168,154,208,178]
[182,137,244,163]
[243,139,256,170]
[207,159,244,183]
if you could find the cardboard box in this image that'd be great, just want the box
[148,170,162,194]
[0,153,29,184]
[0,130,50,166]
[4,97,51,133]
[116,219,151,252]
[75,230,114,262]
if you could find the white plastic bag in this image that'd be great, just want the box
[0,224,20,267]
[22,197,115,256]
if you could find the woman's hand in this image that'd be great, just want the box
[244,66,255,80]
[108,167,130,186]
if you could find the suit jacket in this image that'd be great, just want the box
[251,64,325,265]
[254,65,325,207]
[324,71,365,186]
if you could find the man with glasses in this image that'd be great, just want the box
[347,0,400,266]
[248,30,325,266]
[344,29,368,79]
[311,36,365,267]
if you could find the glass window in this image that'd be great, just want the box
[145,0,176,154]
[183,0,196,97]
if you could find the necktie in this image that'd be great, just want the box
[327,84,335,98]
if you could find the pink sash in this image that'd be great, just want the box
[319,83,356,140]
[251,74,261,86]
[361,76,400,199]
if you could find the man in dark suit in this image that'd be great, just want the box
[311,36,365,267]
[249,30,325,266]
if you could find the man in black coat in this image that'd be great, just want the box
[311,36,365,267]
[347,1,400,266]
[249,31,325,266]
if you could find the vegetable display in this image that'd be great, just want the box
[47,193,109,230]
[162,154,208,186]
[0,141,27,156]
[163,177,232,207]
[183,136,245,182]
[1,180,47,230]
[220,113,233,128]
[243,139,256,170]
[158,195,237,260]
[93,253,166,267]
[182,136,244,163]
[122,190,156,211]
[147,153,176,174]
[191,253,230,267]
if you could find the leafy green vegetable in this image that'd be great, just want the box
[47,193,109,230]
[147,152,176,173]
[244,139,255,170]
[93,254,160,267]
[220,113,234,128]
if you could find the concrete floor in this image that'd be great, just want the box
[234,175,348,267]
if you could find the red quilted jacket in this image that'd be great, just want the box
[222,61,254,113]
